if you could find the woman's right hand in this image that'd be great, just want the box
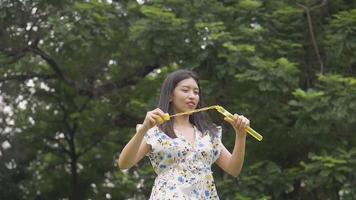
[141,108,168,131]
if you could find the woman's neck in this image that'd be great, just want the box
[173,116,192,128]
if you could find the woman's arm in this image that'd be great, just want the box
[117,108,167,170]
[215,114,248,177]
[117,125,150,170]
[215,132,246,177]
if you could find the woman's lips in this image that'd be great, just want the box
[186,102,196,107]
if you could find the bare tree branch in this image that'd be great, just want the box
[297,0,326,74]
[310,0,327,10]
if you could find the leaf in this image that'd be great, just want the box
[237,0,262,10]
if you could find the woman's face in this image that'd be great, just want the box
[171,78,200,113]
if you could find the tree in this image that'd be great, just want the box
[1,0,355,199]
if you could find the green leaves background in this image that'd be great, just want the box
[0,0,355,199]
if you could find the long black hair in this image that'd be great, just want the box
[157,69,218,138]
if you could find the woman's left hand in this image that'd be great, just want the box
[224,114,250,135]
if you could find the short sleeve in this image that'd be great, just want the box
[212,126,222,163]
[136,124,158,155]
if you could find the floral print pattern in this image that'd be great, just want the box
[143,125,222,199]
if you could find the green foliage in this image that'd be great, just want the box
[237,0,262,10]
[296,148,356,199]
[0,0,355,199]
[220,148,356,200]
[324,9,356,72]
[234,161,292,199]
[290,74,356,140]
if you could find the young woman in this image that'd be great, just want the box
[118,69,249,199]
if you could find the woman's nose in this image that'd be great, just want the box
[188,91,196,98]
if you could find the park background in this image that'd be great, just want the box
[1,0,356,199]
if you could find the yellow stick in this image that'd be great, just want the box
[158,105,263,141]
[215,106,263,141]
[170,105,217,118]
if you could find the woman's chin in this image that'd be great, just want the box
[185,106,196,111]
[174,107,195,114]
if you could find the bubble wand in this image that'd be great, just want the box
[159,105,263,141]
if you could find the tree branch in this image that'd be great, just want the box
[3,41,161,98]
[78,136,105,157]
[0,73,56,82]
[298,0,327,74]
[28,46,79,86]
[81,64,161,97]
[310,0,327,11]
[47,137,71,155]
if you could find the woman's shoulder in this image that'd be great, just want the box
[136,124,163,137]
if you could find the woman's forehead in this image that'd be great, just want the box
[176,78,199,88]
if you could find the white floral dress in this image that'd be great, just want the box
[142,125,222,200]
